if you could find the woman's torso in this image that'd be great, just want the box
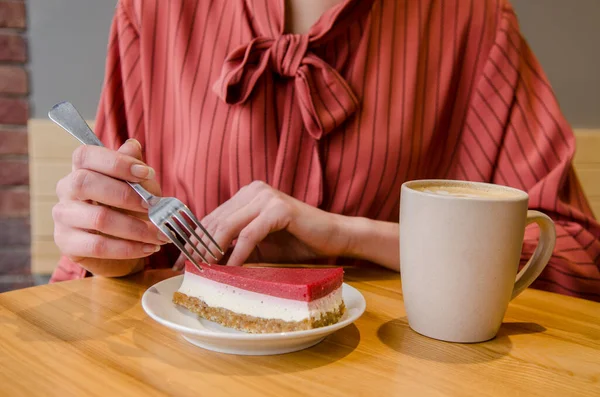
[105,0,498,264]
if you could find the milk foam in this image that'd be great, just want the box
[415,185,520,199]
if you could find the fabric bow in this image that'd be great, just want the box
[213,34,358,139]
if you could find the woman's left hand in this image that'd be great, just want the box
[173,181,352,269]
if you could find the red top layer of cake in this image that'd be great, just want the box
[184,262,343,301]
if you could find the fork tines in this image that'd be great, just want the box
[162,206,224,272]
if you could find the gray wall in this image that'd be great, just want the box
[512,0,600,128]
[29,0,118,119]
[29,0,600,127]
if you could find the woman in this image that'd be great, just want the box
[51,0,600,301]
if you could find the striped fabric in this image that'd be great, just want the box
[51,0,600,301]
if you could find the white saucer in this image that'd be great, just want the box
[141,275,366,355]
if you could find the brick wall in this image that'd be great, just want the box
[0,0,33,292]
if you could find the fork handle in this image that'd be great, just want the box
[49,102,105,147]
[48,101,155,204]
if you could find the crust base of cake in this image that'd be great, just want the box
[173,291,345,333]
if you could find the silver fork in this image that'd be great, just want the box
[48,101,223,271]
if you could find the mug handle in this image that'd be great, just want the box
[511,210,556,300]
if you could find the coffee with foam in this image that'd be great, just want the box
[413,184,521,199]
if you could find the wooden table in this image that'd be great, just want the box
[1,267,599,396]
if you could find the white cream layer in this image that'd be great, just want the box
[177,272,342,322]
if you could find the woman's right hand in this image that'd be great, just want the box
[53,139,170,277]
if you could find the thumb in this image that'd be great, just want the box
[118,139,161,196]
[118,138,144,160]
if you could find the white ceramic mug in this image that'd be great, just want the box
[399,180,556,343]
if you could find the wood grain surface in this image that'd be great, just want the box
[1,266,599,396]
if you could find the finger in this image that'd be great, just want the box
[67,257,144,278]
[53,201,169,245]
[118,138,143,160]
[118,138,162,196]
[188,191,273,264]
[172,253,186,271]
[200,180,270,230]
[186,192,253,262]
[226,211,284,267]
[72,144,155,182]
[54,228,161,260]
[57,169,150,212]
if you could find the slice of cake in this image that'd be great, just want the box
[173,262,345,333]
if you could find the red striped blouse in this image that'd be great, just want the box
[51,0,600,301]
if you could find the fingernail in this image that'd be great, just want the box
[158,232,171,243]
[126,138,142,150]
[144,245,160,253]
[141,200,149,209]
[131,164,155,179]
